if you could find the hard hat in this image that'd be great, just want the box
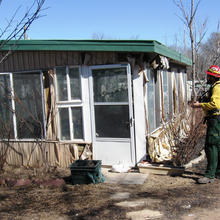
[206,65,220,78]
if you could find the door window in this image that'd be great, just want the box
[93,68,128,102]
[95,105,130,138]
[92,67,130,139]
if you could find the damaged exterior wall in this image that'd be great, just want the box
[4,141,92,167]
[147,114,191,162]
[0,50,139,167]
[145,67,190,163]
[0,51,118,72]
[0,41,190,167]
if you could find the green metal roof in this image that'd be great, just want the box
[0,40,192,66]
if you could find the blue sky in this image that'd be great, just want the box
[0,0,219,47]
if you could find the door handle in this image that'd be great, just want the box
[129,117,134,127]
[125,118,133,128]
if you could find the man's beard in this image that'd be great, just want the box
[207,76,216,84]
[207,78,213,84]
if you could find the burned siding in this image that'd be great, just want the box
[145,69,190,163]
[0,51,130,168]
[4,141,92,167]
[0,48,189,167]
[0,51,120,72]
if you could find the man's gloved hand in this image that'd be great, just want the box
[192,101,201,108]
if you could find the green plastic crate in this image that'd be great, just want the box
[69,160,105,184]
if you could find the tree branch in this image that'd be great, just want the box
[0,0,46,64]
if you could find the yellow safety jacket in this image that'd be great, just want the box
[201,81,220,116]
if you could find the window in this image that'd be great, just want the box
[168,71,173,117]
[155,71,161,128]
[0,74,14,138]
[162,70,170,121]
[55,66,84,140]
[182,72,187,102]
[175,71,185,113]
[173,71,179,114]
[92,67,130,138]
[146,68,188,135]
[0,72,45,139]
[146,68,156,133]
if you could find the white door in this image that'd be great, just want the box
[89,64,136,166]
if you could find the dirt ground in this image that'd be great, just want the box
[0,159,220,220]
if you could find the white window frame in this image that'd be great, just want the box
[55,65,85,142]
[0,71,46,140]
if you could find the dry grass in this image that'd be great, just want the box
[1,160,220,220]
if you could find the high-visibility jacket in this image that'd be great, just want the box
[201,81,220,116]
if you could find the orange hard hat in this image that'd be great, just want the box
[206,65,220,78]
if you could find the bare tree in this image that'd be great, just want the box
[0,0,46,64]
[92,32,105,40]
[173,0,207,101]
[0,0,47,171]
[201,32,220,67]
[92,32,139,40]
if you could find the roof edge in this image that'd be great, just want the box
[0,39,192,66]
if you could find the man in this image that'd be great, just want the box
[193,65,220,184]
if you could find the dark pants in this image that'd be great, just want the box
[204,117,220,178]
